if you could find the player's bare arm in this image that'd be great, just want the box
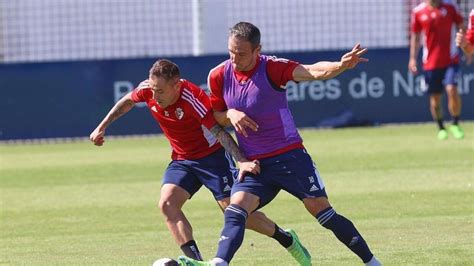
[409,33,421,73]
[209,124,260,181]
[214,109,258,138]
[213,111,232,128]
[90,92,136,146]
[293,43,368,81]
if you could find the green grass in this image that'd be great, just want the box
[1,123,473,265]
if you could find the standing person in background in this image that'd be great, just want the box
[179,22,381,266]
[90,59,311,265]
[456,9,474,56]
[409,0,465,140]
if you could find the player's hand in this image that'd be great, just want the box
[237,160,260,182]
[90,127,105,146]
[456,29,467,48]
[340,43,368,70]
[227,109,258,137]
[408,58,418,74]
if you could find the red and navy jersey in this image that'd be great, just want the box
[467,9,474,45]
[208,56,299,112]
[411,1,463,70]
[131,79,221,160]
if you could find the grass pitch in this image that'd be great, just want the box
[1,123,473,265]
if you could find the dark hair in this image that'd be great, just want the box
[229,22,261,49]
[149,59,180,81]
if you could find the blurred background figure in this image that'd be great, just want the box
[409,0,465,140]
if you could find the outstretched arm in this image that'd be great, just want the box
[409,33,421,74]
[90,92,136,146]
[209,124,260,181]
[293,43,368,81]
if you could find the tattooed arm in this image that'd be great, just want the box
[90,92,136,146]
[210,124,260,181]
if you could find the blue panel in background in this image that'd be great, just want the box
[0,48,473,140]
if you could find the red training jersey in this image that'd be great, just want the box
[131,79,221,160]
[467,9,474,45]
[207,55,304,160]
[411,1,463,70]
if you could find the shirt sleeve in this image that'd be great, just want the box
[207,64,228,112]
[450,4,464,25]
[266,56,300,87]
[188,82,218,130]
[131,80,152,103]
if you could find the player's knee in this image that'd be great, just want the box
[229,191,260,213]
[158,198,179,217]
[303,197,331,216]
[446,88,459,98]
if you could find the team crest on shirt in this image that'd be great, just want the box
[175,107,184,120]
[440,8,447,17]
[164,110,169,117]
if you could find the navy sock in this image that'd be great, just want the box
[437,119,445,130]
[215,204,248,263]
[271,224,293,248]
[316,207,373,263]
[453,116,459,126]
[180,240,203,261]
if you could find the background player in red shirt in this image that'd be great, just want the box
[456,9,474,56]
[409,0,465,140]
[90,59,310,263]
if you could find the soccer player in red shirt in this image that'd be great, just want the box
[456,9,474,55]
[90,59,310,263]
[409,0,465,140]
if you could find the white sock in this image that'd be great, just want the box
[365,256,382,266]
[210,257,228,266]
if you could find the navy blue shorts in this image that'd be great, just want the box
[231,148,327,210]
[423,64,460,94]
[163,148,237,200]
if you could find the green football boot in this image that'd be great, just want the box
[437,129,448,140]
[286,229,312,266]
[449,125,464,139]
[177,256,212,266]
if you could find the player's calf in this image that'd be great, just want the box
[316,207,380,265]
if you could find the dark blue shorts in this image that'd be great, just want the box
[423,64,460,94]
[163,148,237,200]
[231,148,327,210]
